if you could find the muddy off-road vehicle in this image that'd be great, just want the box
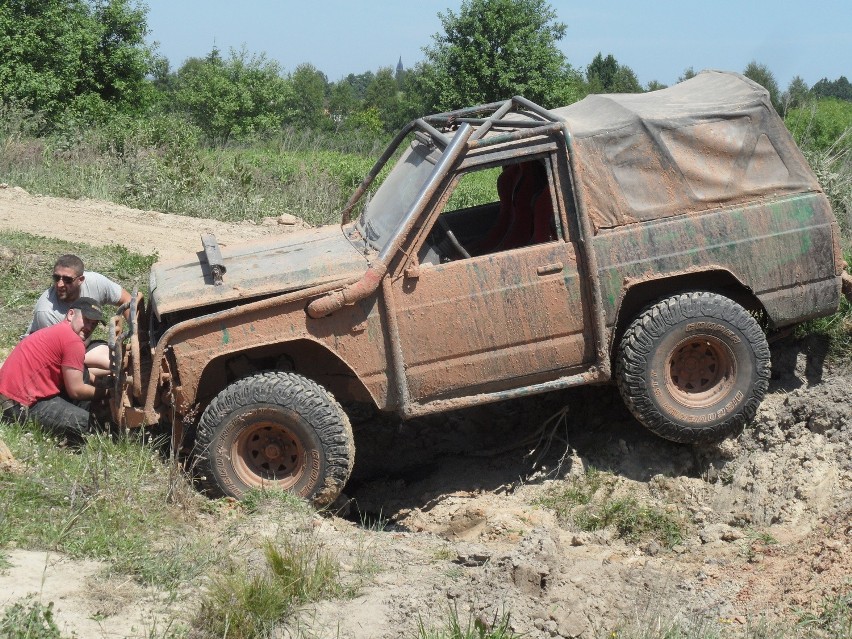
[109,70,850,505]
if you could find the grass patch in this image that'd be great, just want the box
[792,248,852,357]
[417,605,521,639]
[239,486,311,515]
[795,295,852,356]
[797,589,852,637]
[574,496,684,547]
[0,421,211,591]
[535,467,604,518]
[1,119,385,226]
[193,535,342,638]
[536,469,685,548]
[610,602,852,639]
[0,599,66,639]
[0,417,352,636]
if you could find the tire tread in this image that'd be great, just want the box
[615,292,770,444]
[194,371,354,505]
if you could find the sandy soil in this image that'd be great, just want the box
[0,185,291,261]
[0,186,850,638]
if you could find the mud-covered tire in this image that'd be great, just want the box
[194,371,354,505]
[616,292,770,444]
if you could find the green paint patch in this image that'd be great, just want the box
[221,325,230,344]
[605,268,621,309]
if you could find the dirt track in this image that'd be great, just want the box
[0,185,285,261]
[1,187,850,638]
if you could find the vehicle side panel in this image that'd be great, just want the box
[389,239,594,402]
[593,193,840,327]
[163,295,393,416]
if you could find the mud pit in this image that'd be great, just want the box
[319,337,851,638]
[0,187,850,637]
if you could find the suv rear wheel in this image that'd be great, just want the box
[616,292,770,443]
[194,371,354,505]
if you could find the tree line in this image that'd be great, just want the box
[1,0,850,145]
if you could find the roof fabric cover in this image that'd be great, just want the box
[549,70,820,230]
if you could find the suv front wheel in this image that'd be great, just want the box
[616,292,770,444]
[194,371,354,505]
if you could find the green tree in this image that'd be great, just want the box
[586,53,641,93]
[338,71,375,101]
[421,0,572,110]
[812,76,852,102]
[743,60,781,112]
[364,67,402,131]
[328,80,359,124]
[341,107,384,137]
[393,62,435,123]
[781,75,810,114]
[0,0,154,123]
[586,53,616,91]
[289,63,328,128]
[172,47,294,143]
[677,67,697,83]
[547,65,587,106]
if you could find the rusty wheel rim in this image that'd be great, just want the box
[231,420,305,489]
[665,336,736,408]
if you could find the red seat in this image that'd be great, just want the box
[473,164,522,254]
[474,161,556,254]
[499,161,553,250]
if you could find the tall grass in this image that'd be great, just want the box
[0,422,213,591]
[0,103,384,226]
[417,606,521,639]
[794,249,852,355]
[192,536,343,639]
[610,590,852,639]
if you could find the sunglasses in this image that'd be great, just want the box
[52,274,79,285]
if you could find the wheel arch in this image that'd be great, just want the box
[192,338,377,416]
[608,269,767,367]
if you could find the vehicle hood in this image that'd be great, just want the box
[148,225,368,318]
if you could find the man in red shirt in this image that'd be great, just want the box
[0,297,111,443]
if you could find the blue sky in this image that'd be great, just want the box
[143,1,851,90]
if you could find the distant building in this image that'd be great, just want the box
[396,57,405,83]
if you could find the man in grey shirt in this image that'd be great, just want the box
[28,254,131,375]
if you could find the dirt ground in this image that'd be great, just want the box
[0,186,850,638]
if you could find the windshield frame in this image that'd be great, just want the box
[341,98,565,256]
[355,138,440,253]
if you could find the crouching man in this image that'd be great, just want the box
[0,297,111,443]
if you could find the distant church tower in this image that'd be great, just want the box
[396,56,405,83]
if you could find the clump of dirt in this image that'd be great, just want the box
[0,438,22,474]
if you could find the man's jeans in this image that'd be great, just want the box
[1,395,93,444]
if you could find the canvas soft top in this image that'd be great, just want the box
[549,70,820,229]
